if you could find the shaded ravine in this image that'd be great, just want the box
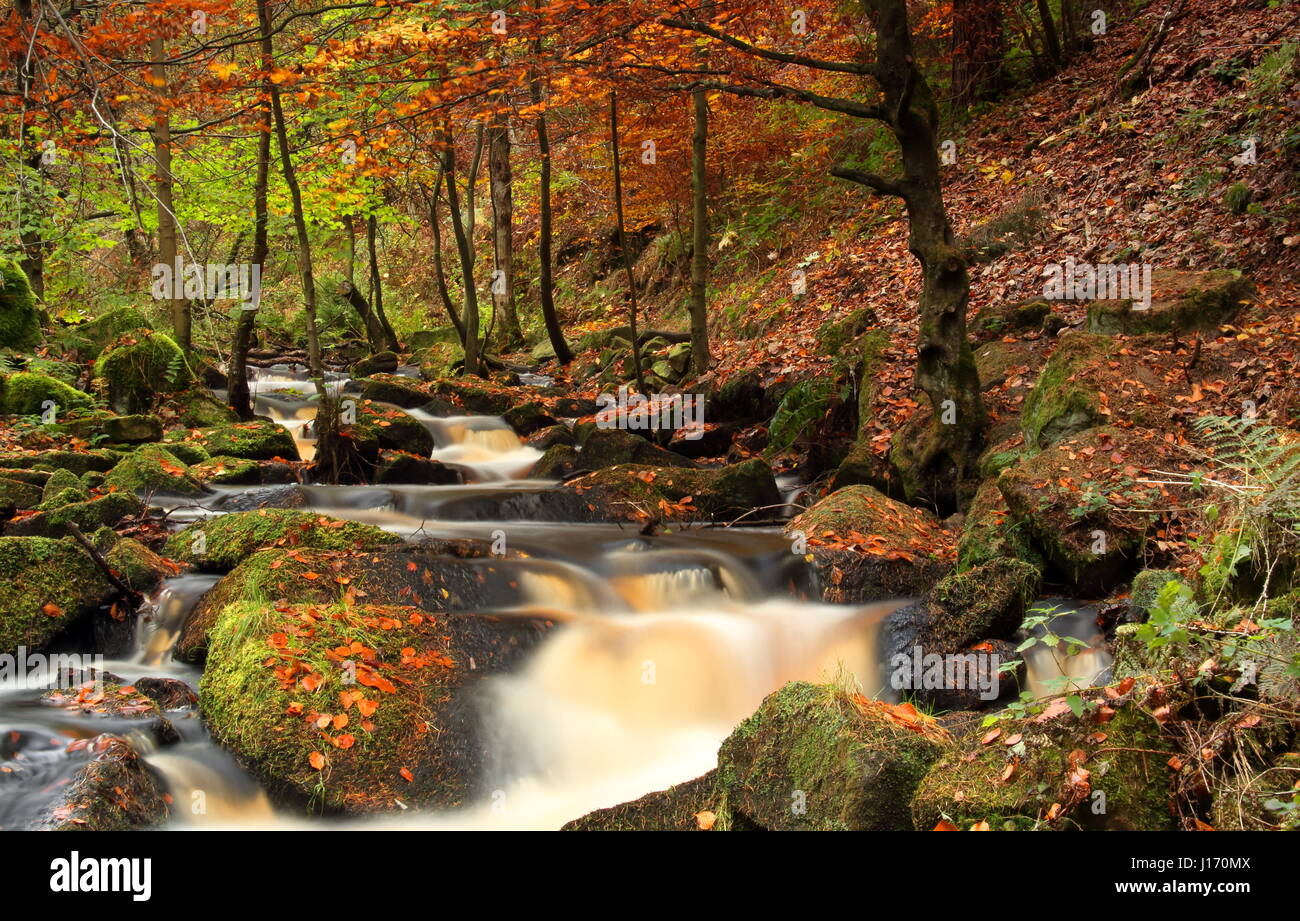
[1,364,1108,830]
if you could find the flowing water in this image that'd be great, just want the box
[0,363,1108,830]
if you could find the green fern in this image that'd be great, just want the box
[767,378,836,454]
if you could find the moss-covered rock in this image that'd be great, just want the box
[414,341,464,381]
[0,258,41,351]
[63,306,151,358]
[712,682,951,830]
[1128,569,1182,622]
[104,444,208,497]
[0,371,94,417]
[37,468,89,510]
[531,443,582,479]
[910,680,1177,830]
[94,328,192,414]
[105,537,173,592]
[6,491,143,538]
[503,401,558,437]
[374,450,461,485]
[786,485,956,603]
[176,419,300,462]
[564,458,780,523]
[577,427,696,470]
[428,379,514,415]
[1020,333,1114,448]
[359,373,432,409]
[997,426,1165,594]
[200,600,546,813]
[971,297,1053,340]
[169,386,238,427]
[1086,269,1254,336]
[0,449,119,475]
[190,455,262,485]
[26,736,170,830]
[0,536,115,656]
[525,424,576,451]
[351,350,399,378]
[103,413,163,444]
[563,771,719,831]
[348,402,434,457]
[957,481,1044,572]
[407,328,461,351]
[0,475,42,512]
[165,508,401,572]
[924,559,1041,651]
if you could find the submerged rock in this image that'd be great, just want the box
[26,735,170,831]
[200,601,551,813]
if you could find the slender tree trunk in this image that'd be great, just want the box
[426,177,465,339]
[344,215,356,284]
[951,0,1005,110]
[1036,0,1063,64]
[488,116,524,350]
[689,88,711,376]
[151,36,189,350]
[442,125,482,376]
[609,91,645,394]
[227,88,272,421]
[531,70,572,364]
[13,0,44,298]
[366,213,399,351]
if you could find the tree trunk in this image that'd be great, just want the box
[442,125,482,376]
[151,36,189,351]
[689,87,711,376]
[227,86,273,421]
[426,177,466,339]
[366,213,399,351]
[951,0,1005,110]
[531,69,572,364]
[1036,0,1063,64]
[488,116,524,350]
[608,91,646,394]
[13,0,43,299]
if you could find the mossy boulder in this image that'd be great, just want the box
[104,444,208,497]
[786,485,955,603]
[0,371,94,417]
[351,350,399,378]
[190,455,262,485]
[94,328,192,414]
[165,508,401,572]
[0,258,41,351]
[414,341,464,381]
[577,427,696,470]
[26,736,170,830]
[178,420,300,461]
[910,680,1177,830]
[200,600,548,813]
[349,402,434,457]
[407,328,461,351]
[359,373,432,409]
[63,306,151,358]
[525,424,576,451]
[957,480,1045,572]
[1020,333,1114,448]
[428,379,514,415]
[562,771,719,831]
[0,536,115,656]
[562,458,779,523]
[997,426,1165,594]
[1128,569,1182,622]
[6,491,143,538]
[971,297,1053,340]
[1086,269,1254,336]
[923,559,1042,651]
[974,339,1040,391]
[0,475,42,512]
[105,536,173,592]
[374,450,461,485]
[531,443,582,479]
[712,681,951,830]
[0,449,118,475]
[503,401,558,437]
[37,467,89,510]
[170,386,238,427]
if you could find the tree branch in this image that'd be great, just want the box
[829,166,909,199]
[660,17,879,76]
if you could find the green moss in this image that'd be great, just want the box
[9,491,143,538]
[172,420,299,462]
[1021,333,1113,448]
[105,537,171,591]
[348,403,433,457]
[0,258,41,351]
[0,476,41,510]
[413,341,464,381]
[926,559,1041,651]
[63,306,151,358]
[713,681,950,830]
[1085,269,1254,336]
[0,371,94,417]
[0,536,113,655]
[0,449,118,475]
[94,328,191,414]
[104,444,207,497]
[957,480,1044,572]
[910,686,1176,830]
[170,386,238,427]
[165,508,401,572]
[190,455,262,485]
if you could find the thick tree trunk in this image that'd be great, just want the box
[151,36,189,351]
[488,116,524,350]
[366,213,399,351]
[531,72,572,364]
[688,87,711,376]
[442,125,482,376]
[227,89,273,421]
[608,91,645,394]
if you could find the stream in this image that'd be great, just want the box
[0,364,1109,830]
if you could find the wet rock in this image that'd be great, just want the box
[350,402,434,457]
[0,257,41,351]
[94,328,192,414]
[910,678,1177,830]
[104,444,209,498]
[707,370,768,424]
[0,449,118,475]
[26,735,170,830]
[41,681,179,744]
[563,771,718,831]
[105,537,173,593]
[134,676,200,710]
[524,424,575,451]
[175,419,300,462]
[1086,268,1253,336]
[200,600,553,813]
[786,485,955,603]
[712,681,951,830]
[359,373,431,409]
[909,638,1025,712]
[0,371,93,416]
[209,483,309,511]
[374,451,462,485]
[0,536,115,656]
[551,396,600,417]
[503,401,558,437]
[165,508,402,572]
[5,491,143,538]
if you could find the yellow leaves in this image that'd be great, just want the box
[209,61,238,80]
